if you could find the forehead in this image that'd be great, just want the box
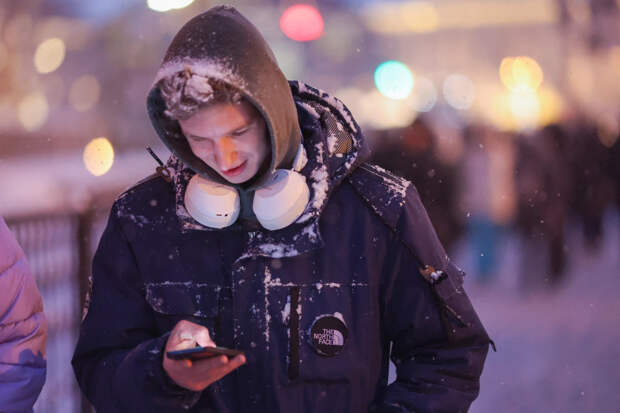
[179,100,261,137]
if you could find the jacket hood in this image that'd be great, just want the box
[146,5,301,189]
[165,81,370,254]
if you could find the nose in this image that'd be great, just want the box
[215,136,239,170]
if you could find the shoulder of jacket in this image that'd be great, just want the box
[114,173,168,204]
[350,164,463,282]
[346,162,413,231]
[111,173,176,222]
[0,219,24,276]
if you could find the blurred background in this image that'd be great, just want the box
[0,0,618,412]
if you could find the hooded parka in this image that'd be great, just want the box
[72,6,490,413]
[0,217,47,412]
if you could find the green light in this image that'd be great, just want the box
[374,61,414,100]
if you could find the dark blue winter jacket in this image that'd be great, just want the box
[72,6,490,413]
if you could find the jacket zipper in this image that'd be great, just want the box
[288,286,300,380]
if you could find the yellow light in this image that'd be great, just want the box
[18,92,49,131]
[500,56,543,92]
[69,75,101,112]
[147,0,195,12]
[364,0,556,34]
[83,137,115,176]
[509,90,540,130]
[364,1,438,34]
[400,2,439,33]
[360,90,417,129]
[537,86,564,127]
[34,38,66,74]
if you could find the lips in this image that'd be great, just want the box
[222,160,247,177]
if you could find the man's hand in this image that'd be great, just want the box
[163,320,246,392]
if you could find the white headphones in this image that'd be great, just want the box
[184,144,310,231]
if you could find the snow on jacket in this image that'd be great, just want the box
[72,82,490,412]
[0,217,47,413]
[72,6,490,413]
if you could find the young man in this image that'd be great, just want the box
[72,6,491,412]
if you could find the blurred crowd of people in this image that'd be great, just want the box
[369,114,619,291]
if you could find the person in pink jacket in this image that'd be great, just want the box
[0,217,47,412]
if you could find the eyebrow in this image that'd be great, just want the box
[185,120,254,141]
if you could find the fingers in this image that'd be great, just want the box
[167,320,213,350]
[227,354,246,370]
[193,354,246,381]
[192,328,215,348]
[212,354,247,382]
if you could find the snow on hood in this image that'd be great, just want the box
[146,5,301,190]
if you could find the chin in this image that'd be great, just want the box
[220,169,254,185]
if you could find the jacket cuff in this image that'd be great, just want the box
[143,332,202,409]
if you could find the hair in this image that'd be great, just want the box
[158,67,243,120]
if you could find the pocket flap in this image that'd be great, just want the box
[145,282,219,318]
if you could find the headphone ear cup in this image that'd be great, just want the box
[184,174,240,229]
[253,170,310,231]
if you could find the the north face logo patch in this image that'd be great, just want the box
[309,314,348,356]
[313,329,344,346]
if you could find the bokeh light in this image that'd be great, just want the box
[147,0,195,12]
[83,137,115,176]
[443,74,476,110]
[18,92,49,131]
[409,77,437,112]
[69,75,101,112]
[374,61,415,100]
[361,90,418,129]
[400,2,439,33]
[34,38,66,74]
[280,5,324,42]
[596,112,620,148]
[509,90,541,129]
[38,17,92,52]
[363,1,438,34]
[537,86,564,127]
[499,56,543,92]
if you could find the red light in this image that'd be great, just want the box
[280,4,324,42]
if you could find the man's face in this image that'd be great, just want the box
[178,100,270,184]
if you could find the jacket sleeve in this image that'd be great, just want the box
[71,205,202,412]
[0,217,47,413]
[373,187,491,413]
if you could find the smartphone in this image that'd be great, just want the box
[166,346,244,361]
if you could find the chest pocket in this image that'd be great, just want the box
[272,282,375,413]
[275,282,375,379]
[145,282,220,338]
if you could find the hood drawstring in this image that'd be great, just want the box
[146,146,172,183]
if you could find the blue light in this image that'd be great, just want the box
[374,60,414,100]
